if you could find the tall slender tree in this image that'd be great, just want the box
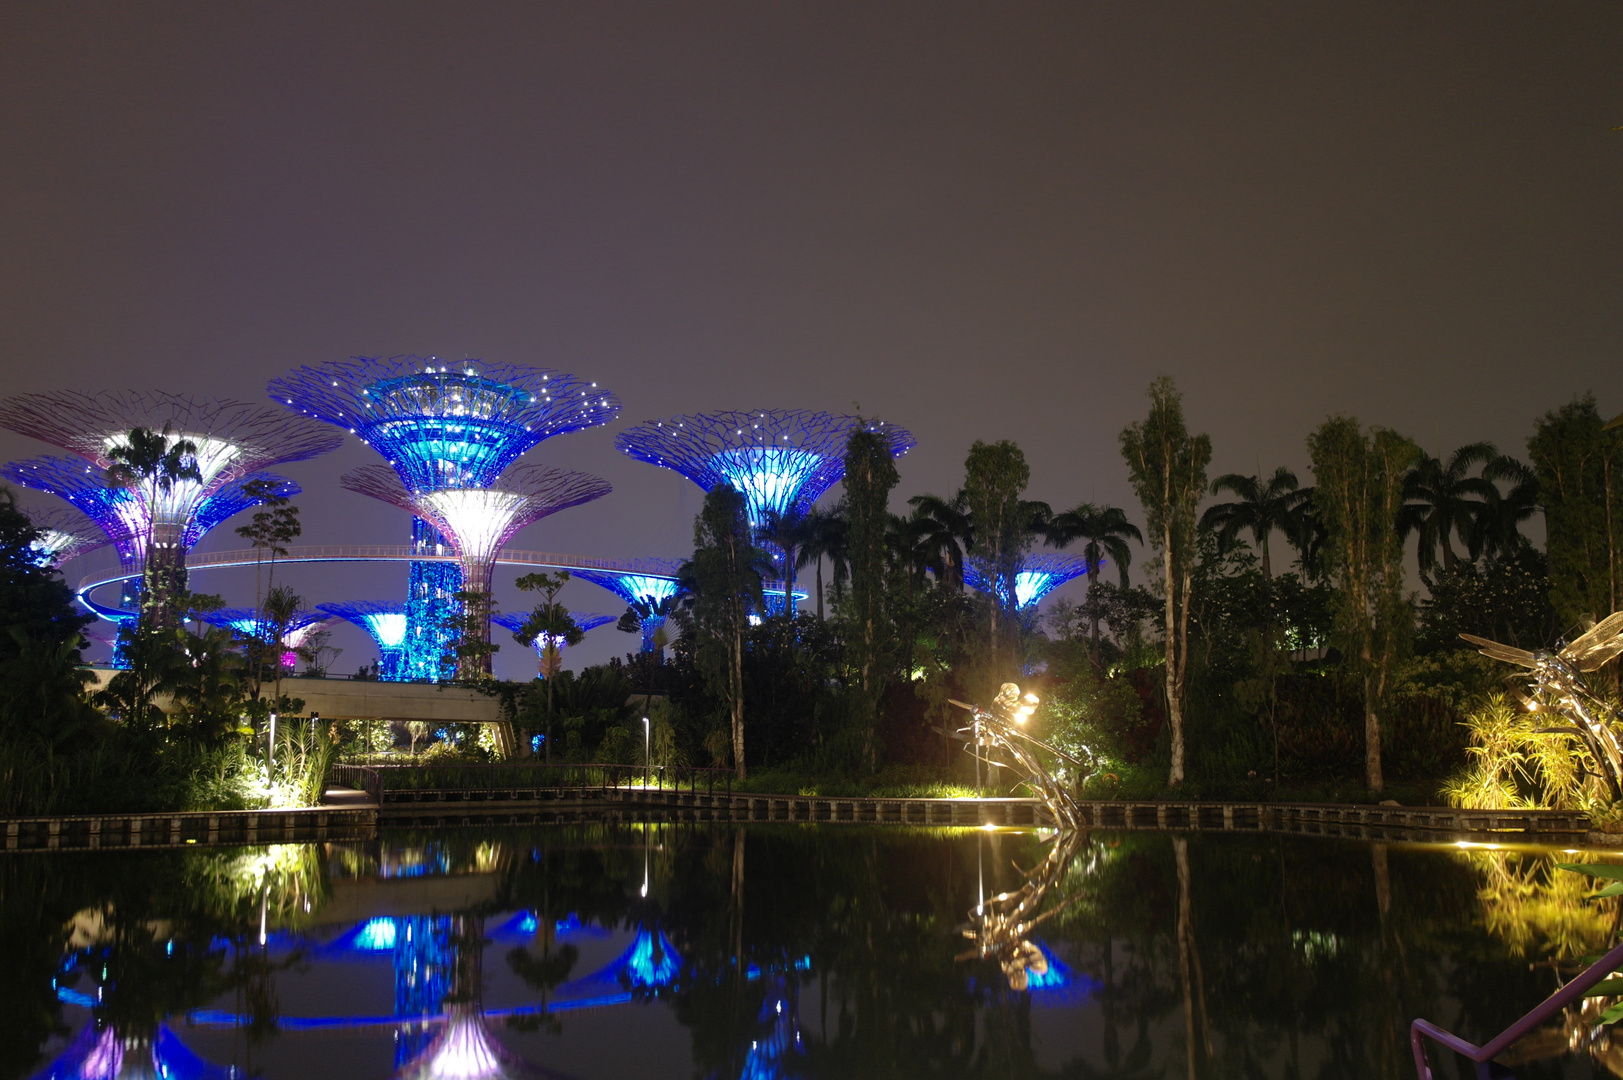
[515,570,582,762]
[962,441,1031,651]
[1308,417,1420,793]
[755,506,816,617]
[1045,503,1143,660]
[1528,394,1623,630]
[906,491,973,590]
[796,506,848,619]
[844,427,901,771]
[684,485,765,778]
[1120,377,1210,787]
[1199,467,1307,578]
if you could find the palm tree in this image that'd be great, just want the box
[796,506,848,618]
[104,423,201,625]
[905,491,973,591]
[1399,443,1499,573]
[1479,454,1539,560]
[1198,467,1308,578]
[755,506,818,616]
[1045,503,1143,657]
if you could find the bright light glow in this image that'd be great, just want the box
[353,917,397,950]
[710,446,822,527]
[624,927,681,988]
[964,553,1091,609]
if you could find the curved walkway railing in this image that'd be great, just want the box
[1412,938,1623,1077]
[332,761,734,802]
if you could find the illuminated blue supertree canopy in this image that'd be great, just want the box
[615,410,915,529]
[203,608,331,656]
[964,552,1092,610]
[0,391,340,573]
[21,505,109,568]
[268,355,622,492]
[492,610,615,671]
[3,456,300,572]
[320,601,409,680]
[571,561,682,652]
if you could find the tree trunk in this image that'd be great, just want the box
[1166,520,1186,786]
[815,557,824,620]
[731,619,746,779]
[1087,562,1101,665]
[1363,667,1383,792]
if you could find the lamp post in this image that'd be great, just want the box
[643,716,650,788]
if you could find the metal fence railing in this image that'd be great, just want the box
[333,761,734,801]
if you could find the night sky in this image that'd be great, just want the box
[2,4,1619,678]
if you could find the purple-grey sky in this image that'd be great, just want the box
[1,3,1619,677]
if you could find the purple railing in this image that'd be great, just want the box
[1412,937,1623,1078]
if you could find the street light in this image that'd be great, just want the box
[643,716,650,788]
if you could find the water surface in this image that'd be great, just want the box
[7,823,1614,1078]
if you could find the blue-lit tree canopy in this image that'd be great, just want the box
[319,602,409,681]
[964,552,1093,609]
[571,561,682,652]
[202,608,332,666]
[270,356,619,681]
[268,356,622,492]
[1,456,300,573]
[615,410,915,529]
[21,504,109,567]
[492,610,615,672]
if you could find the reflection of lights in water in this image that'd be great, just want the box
[39,1023,235,1080]
[391,1006,536,1080]
[355,917,398,951]
[625,928,680,988]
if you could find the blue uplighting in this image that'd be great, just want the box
[964,552,1092,609]
[319,601,408,680]
[570,563,682,652]
[616,410,915,530]
[354,917,397,951]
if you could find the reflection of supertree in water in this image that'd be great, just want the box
[32,1022,235,1080]
[391,915,546,1080]
[569,563,682,653]
[392,915,455,1067]
[491,611,615,676]
[0,392,339,581]
[320,602,408,680]
[270,357,621,681]
[343,464,611,678]
[964,552,1092,610]
[738,978,806,1080]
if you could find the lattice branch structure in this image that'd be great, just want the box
[20,505,109,568]
[269,356,622,492]
[2,455,301,574]
[0,392,338,577]
[615,409,916,530]
[319,602,409,681]
[342,463,612,597]
[964,552,1092,610]
[491,611,615,675]
[272,356,620,680]
[570,560,683,653]
[202,608,331,670]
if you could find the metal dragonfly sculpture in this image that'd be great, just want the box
[949,682,1095,830]
[1461,610,1623,802]
[948,682,1097,990]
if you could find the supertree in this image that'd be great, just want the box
[202,607,331,669]
[319,602,409,681]
[615,409,915,530]
[0,392,338,606]
[342,463,611,678]
[491,610,615,676]
[569,560,683,653]
[964,552,1092,610]
[270,356,621,679]
[1,455,301,620]
[20,505,109,567]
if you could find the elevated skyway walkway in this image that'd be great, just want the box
[74,544,681,619]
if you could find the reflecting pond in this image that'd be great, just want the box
[7,824,1623,1079]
